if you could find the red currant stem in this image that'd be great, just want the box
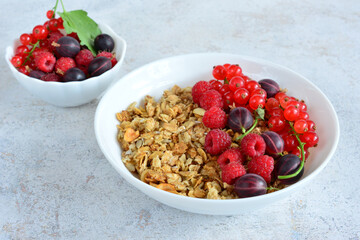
[60,0,66,12]
[266,186,280,191]
[278,122,306,180]
[224,78,229,84]
[21,41,40,66]
[241,127,246,134]
[236,118,258,141]
[53,0,60,13]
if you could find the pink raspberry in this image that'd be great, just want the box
[40,73,61,82]
[202,107,227,129]
[217,148,244,168]
[204,129,231,155]
[221,162,246,185]
[241,133,266,158]
[34,52,56,73]
[47,31,64,53]
[247,155,274,183]
[75,49,94,75]
[96,51,117,67]
[199,90,223,110]
[55,57,76,75]
[191,81,213,104]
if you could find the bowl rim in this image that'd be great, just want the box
[95,52,340,203]
[5,22,127,86]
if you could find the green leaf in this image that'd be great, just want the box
[255,107,265,120]
[58,10,101,56]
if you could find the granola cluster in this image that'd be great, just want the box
[116,85,238,199]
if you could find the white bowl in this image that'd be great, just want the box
[5,23,126,107]
[94,53,340,215]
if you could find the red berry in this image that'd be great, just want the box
[221,162,246,185]
[199,90,223,110]
[212,65,227,80]
[265,97,280,111]
[41,72,61,82]
[11,55,24,68]
[297,111,309,120]
[226,64,242,79]
[18,66,30,75]
[294,119,309,133]
[247,155,274,183]
[267,115,286,132]
[34,52,56,72]
[209,80,223,91]
[300,132,319,147]
[46,10,55,19]
[218,84,230,96]
[248,94,265,110]
[233,88,250,105]
[275,92,287,101]
[33,25,48,40]
[15,45,29,56]
[202,107,227,129]
[96,51,117,67]
[204,129,232,155]
[228,76,245,92]
[49,18,59,31]
[284,105,300,121]
[223,63,231,70]
[251,88,267,99]
[217,148,244,168]
[55,57,76,75]
[223,91,234,108]
[191,81,213,104]
[291,148,310,160]
[57,18,64,29]
[279,96,294,108]
[240,133,266,158]
[20,33,32,46]
[307,120,316,132]
[299,101,307,111]
[245,80,260,93]
[283,135,298,152]
[268,107,283,118]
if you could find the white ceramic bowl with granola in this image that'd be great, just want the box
[94,53,339,215]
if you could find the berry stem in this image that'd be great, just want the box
[22,40,40,66]
[236,118,258,141]
[266,186,280,191]
[278,122,305,180]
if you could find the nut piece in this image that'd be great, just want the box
[193,108,206,116]
[155,183,178,194]
[124,128,140,142]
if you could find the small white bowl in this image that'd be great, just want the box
[5,23,126,107]
[94,53,340,215]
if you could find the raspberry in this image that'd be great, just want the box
[55,57,76,75]
[221,162,246,185]
[202,107,227,129]
[40,73,61,82]
[247,155,274,183]
[199,90,223,110]
[75,49,94,74]
[96,51,117,67]
[191,81,213,104]
[217,148,244,168]
[67,32,80,42]
[204,129,231,155]
[34,52,56,73]
[241,133,266,158]
[47,31,64,52]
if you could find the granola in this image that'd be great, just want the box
[116,85,237,199]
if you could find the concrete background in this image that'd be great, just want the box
[1,0,359,239]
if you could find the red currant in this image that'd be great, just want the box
[218,84,230,96]
[298,111,309,120]
[283,105,300,121]
[251,88,267,99]
[15,45,30,56]
[245,80,260,93]
[209,80,223,91]
[223,63,231,70]
[229,76,245,92]
[30,34,38,44]
[20,33,32,46]
[18,66,30,75]
[283,134,298,152]
[307,120,316,132]
[46,10,55,19]
[49,19,59,31]
[294,119,309,133]
[226,64,242,79]
[292,147,309,160]
[268,107,283,117]
[280,96,295,108]
[10,55,24,68]
[233,88,250,105]
[267,115,286,132]
[223,91,234,107]
[212,65,227,80]
[33,25,49,40]
[275,92,287,101]
[299,101,307,111]
[265,97,280,111]
[300,132,319,147]
[57,18,64,29]
[249,94,265,110]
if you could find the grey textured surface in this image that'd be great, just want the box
[1,0,359,239]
